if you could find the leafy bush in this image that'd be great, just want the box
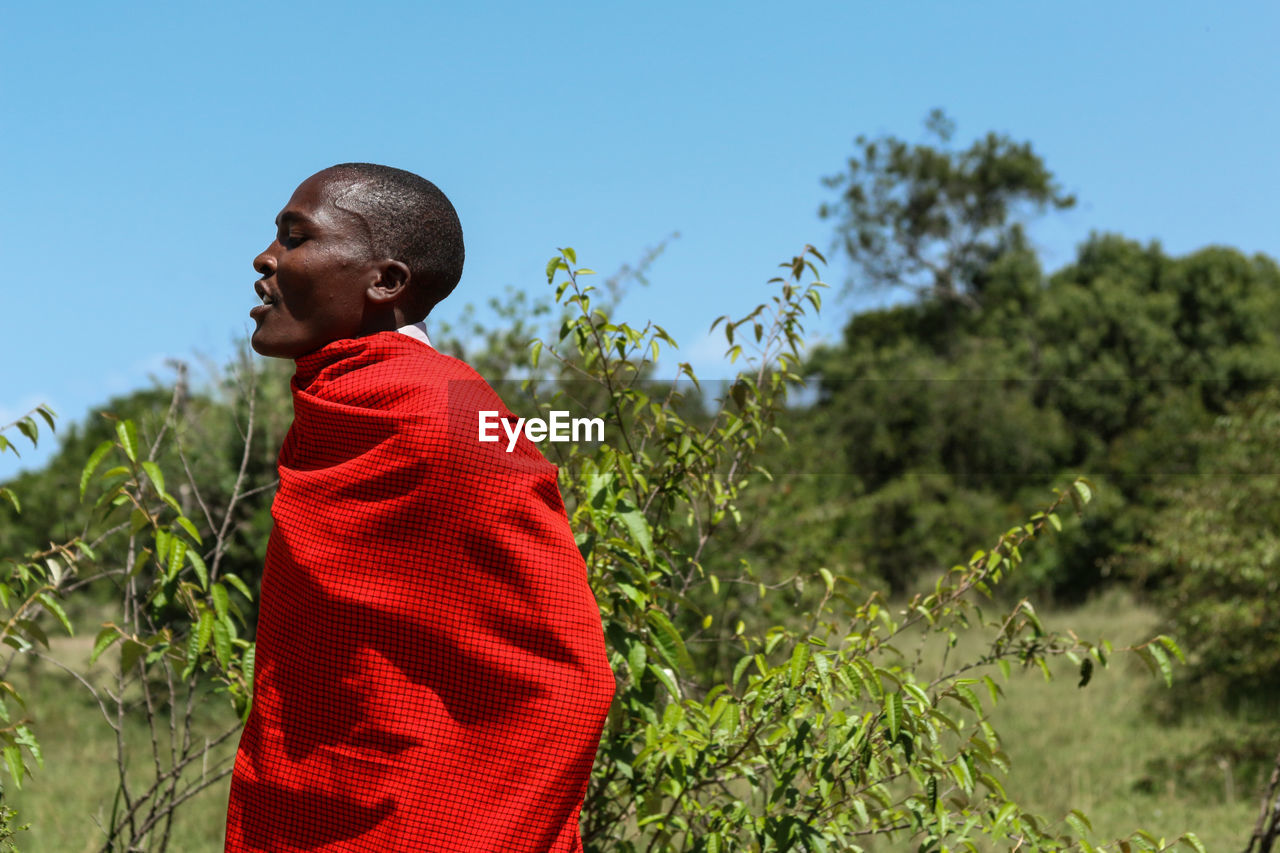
[537,247,1193,851]
[0,372,261,851]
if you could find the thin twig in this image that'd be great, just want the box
[1245,748,1280,853]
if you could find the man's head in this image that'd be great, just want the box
[249,164,464,359]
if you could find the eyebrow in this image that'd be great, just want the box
[274,210,315,228]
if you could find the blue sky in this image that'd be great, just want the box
[3,1,1278,478]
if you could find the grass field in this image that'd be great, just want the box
[0,591,1267,851]
[3,634,237,853]
[948,590,1264,850]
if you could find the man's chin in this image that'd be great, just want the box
[249,329,296,360]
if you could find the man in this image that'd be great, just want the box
[225,164,615,852]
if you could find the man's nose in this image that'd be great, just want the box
[253,248,276,277]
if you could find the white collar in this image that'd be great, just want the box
[397,320,433,348]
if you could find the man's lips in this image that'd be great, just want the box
[251,281,279,319]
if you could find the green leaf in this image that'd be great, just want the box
[647,610,690,671]
[140,460,166,495]
[213,619,232,668]
[35,405,57,433]
[174,514,203,546]
[1147,642,1173,687]
[1066,809,1093,838]
[184,608,215,678]
[732,654,753,688]
[1155,634,1186,664]
[953,683,983,715]
[951,753,974,793]
[90,625,120,665]
[1178,833,1207,853]
[182,624,202,678]
[242,644,255,693]
[115,420,139,464]
[0,488,19,514]
[1073,479,1092,504]
[222,572,253,601]
[36,593,72,635]
[212,583,230,622]
[618,509,654,562]
[884,691,903,741]
[562,246,576,265]
[187,548,209,590]
[788,641,810,688]
[627,640,647,676]
[981,675,1002,705]
[1134,830,1162,850]
[196,608,215,654]
[2,744,23,789]
[166,536,187,583]
[14,724,41,768]
[79,439,115,500]
[17,418,38,448]
[649,662,680,700]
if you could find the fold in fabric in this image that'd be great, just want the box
[225,332,615,852]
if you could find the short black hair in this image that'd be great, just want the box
[326,163,464,321]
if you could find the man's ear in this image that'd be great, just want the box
[366,260,411,305]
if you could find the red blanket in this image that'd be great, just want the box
[225,332,615,852]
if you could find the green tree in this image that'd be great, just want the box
[803,112,1280,600]
[1133,389,1280,703]
[1130,389,1280,853]
[819,109,1074,310]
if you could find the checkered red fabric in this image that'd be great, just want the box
[225,332,615,852]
